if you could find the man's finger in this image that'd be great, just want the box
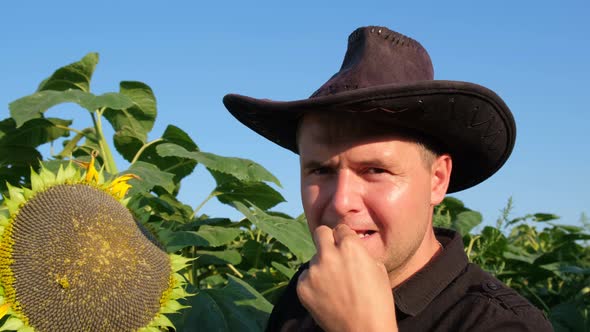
[312,225,335,254]
[333,224,358,246]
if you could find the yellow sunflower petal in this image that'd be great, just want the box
[73,151,100,184]
[0,303,9,319]
[110,182,131,200]
[107,174,140,199]
[85,155,99,183]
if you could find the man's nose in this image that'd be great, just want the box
[328,170,362,217]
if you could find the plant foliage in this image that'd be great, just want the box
[434,198,590,332]
[1,54,588,331]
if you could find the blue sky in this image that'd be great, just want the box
[1,1,588,227]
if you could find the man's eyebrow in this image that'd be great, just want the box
[300,159,332,170]
[356,159,393,168]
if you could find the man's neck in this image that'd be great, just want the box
[388,229,442,288]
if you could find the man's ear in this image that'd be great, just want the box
[430,154,452,206]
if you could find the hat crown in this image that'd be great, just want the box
[311,26,434,98]
[223,25,516,193]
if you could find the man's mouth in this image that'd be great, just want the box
[356,230,376,239]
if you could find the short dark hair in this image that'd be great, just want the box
[295,112,447,168]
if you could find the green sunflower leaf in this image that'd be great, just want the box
[156,143,281,186]
[0,145,42,191]
[166,225,241,252]
[126,161,176,195]
[113,126,144,162]
[177,276,272,332]
[210,171,285,210]
[549,302,587,332]
[0,117,68,188]
[104,81,157,161]
[271,262,296,279]
[132,125,199,185]
[197,250,242,265]
[503,251,544,265]
[233,202,315,262]
[0,117,71,148]
[451,211,482,235]
[175,287,229,332]
[9,90,134,128]
[37,52,98,93]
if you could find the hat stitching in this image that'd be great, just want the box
[349,26,421,50]
[375,99,503,151]
[468,106,494,128]
[326,83,360,93]
[314,27,428,99]
[326,89,507,115]
[448,98,458,118]
[353,107,410,114]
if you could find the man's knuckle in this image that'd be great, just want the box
[338,235,358,250]
[315,225,331,236]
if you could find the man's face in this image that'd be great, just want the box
[298,114,448,278]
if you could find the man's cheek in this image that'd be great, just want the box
[302,192,323,223]
[300,185,316,210]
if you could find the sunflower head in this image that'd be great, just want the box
[0,156,190,332]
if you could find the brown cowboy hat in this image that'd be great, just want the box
[223,26,515,193]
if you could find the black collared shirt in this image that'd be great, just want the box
[265,228,553,331]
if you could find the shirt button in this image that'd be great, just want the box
[487,282,499,290]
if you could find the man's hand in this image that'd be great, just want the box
[296,224,398,332]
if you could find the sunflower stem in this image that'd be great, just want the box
[131,138,164,165]
[260,281,289,296]
[191,246,198,284]
[227,264,243,278]
[523,283,551,313]
[54,124,90,137]
[56,127,97,159]
[191,191,218,220]
[91,108,118,174]
[465,235,480,259]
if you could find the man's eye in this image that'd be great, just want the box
[311,167,332,175]
[365,168,387,175]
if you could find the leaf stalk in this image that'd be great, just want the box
[91,108,117,173]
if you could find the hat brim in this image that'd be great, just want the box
[223,80,515,193]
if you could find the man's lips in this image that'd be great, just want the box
[326,223,378,239]
[354,230,377,239]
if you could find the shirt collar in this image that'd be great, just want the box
[393,227,469,316]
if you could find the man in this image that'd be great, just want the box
[223,26,553,331]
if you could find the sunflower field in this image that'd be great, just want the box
[0,54,588,332]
